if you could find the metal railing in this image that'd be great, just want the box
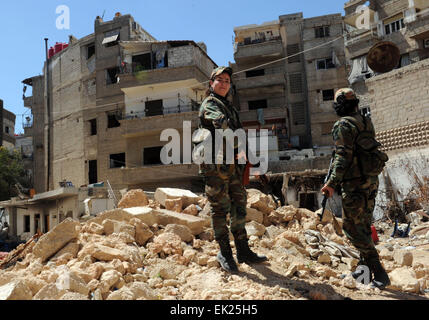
[123,101,200,120]
[236,35,282,47]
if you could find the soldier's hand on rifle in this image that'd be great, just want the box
[321,184,334,198]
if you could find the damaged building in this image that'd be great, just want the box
[343,0,429,220]
[230,12,348,155]
[0,99,16,150]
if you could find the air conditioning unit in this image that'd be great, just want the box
[424,38,429,49]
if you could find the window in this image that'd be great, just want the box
[287,44,301,63]
[24,215,30,233]
[5,126,9,134]
[145,99,163,117]
[244,37,251,45]
[110,153,125,168]
[322,89,335,101]
[315,26,330,38]
[248,99,268,110]
[107,113,120,128]
[385,18,405,35]
[89,119,97,135]
[143,147,162,166]
[133,53,153,71]
[106,67,120,85]
[246,69,265,77]
[87,44,95,59]
[103,29,120,47]
[317,58,336,70]
[88,160,97,184]
[289,73,303,94]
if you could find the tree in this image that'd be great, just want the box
[0,147,31,201]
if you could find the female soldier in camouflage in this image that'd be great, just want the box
[198,66,267,272]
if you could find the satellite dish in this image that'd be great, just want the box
[367,41,400,73]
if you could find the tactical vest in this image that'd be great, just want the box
[342,114,389,177]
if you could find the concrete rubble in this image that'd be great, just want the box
[0,187,428,300]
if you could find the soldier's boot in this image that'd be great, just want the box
[233,230,267,264]
[368,260,390,289]
[216,237,238,273]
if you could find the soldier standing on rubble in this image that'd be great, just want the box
[321,88,390,289]
[197,66,267,273]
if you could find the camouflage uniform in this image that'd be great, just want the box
[197,67,267,272]
[326,111,380,265]
[199,90,247,242]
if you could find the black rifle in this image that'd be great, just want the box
[318,152,335,222]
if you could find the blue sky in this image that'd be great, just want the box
[1,0,347,133]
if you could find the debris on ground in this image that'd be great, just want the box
[0,188,428,300]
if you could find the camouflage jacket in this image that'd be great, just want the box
[197,93,244,176]
[327,112,375,188]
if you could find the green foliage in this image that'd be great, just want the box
[0,147,30,201]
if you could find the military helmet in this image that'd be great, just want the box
[210,66,233,81]
[335,88,357,103]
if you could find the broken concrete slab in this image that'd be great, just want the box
[153,208,206,235]
[80,243,130,262]
[32,218,80,262]
[154,188,201,208]
[393,249,413,266]
[0,280,33,300]
[118,189,149,208]
[122,207,158,226]
[246,188,276,215]
[389,267,420,293]
[164,224,194,243]
[245,221,266,237]
[164,198,183,212]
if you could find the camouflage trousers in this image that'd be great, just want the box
[203,164,247,242]
[341,176,380,264]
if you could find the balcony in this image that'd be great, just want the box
[23,96,33,108]
[239,106,287,123]
[123,164,199,184]
[234,38,284,62]
[235,73,285,90]
[344,7,377,28]
[120,106,200,138]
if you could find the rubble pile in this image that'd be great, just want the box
[0,188,428,300]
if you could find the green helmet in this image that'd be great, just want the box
[210,66,233,81]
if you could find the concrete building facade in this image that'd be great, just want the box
[22,13,215,198]
[343,0,429,113]
[230,12,348,153]
[0,100,16,150]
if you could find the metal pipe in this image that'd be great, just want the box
[44,38,51,191]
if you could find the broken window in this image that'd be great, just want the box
[143,147,162,166]
[246,69,265,77]
[315,26,330,38]
[322,89,335,101]
[289,73,303,94]
[132,53,153,71]
[106,67,120,85]
[89,119,97,135]
[299,192,317,211]
[87,44,95,59]
[248,99,268,110]
[317,58,335,70]
[107,113,120,128]
[103,29,120,47]
[24,215,30,233]
[110,153,125,168]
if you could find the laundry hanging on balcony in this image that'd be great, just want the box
[348,55,375,84]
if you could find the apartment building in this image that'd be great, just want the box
[22,13,216,196]
[343,0,429,111]
[0,99,16,150]
[230,12,348,155]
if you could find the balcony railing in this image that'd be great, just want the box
[236,35,282,47]
[123,101,200,120]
